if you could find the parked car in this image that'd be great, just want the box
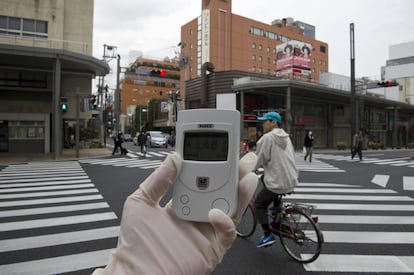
[147,131,168,148]
[122,133,133,142]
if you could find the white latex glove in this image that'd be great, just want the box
[92,152,258,275]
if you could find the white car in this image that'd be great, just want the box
[147,131,168,148]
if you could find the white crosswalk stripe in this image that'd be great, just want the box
[313,153,414,167]
[0,161,119,274]
[79,156,165,169]
[294,154,345,172]
[284,181,414,273]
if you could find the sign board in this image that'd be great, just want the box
[216,93,236,110]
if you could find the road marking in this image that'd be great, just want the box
[0,170,84,177]
[317,214,414,224]
[0,226,119,252]
[0,194,104,207]
[0,175,89,184]
[0,183,95,193]
[0,188,99,199]
[309,202,414,211]
[403,176,414,191]
[288,193,413,201]
[0,179,92,188]
[298,182,362,188]
[320,231,414,243]
[303,254,414,273]
[295,187,395,193]
[0,249,112,275]
[0,202,110,218]
[362,157,410,163]
[371,174,389,188]
[0,212,117,232]
[392,161,414,166]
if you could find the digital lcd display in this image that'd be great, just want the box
[183,132,228,161]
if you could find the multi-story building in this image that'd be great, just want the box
[178,0,414,149]
[382,41,414,105]
[120,57,181,133]
[179,0,328,94]
[0,0,108,156]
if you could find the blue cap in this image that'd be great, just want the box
[257,112,282,123]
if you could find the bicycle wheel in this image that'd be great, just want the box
[278,207,323,263]
[236,203,257,238]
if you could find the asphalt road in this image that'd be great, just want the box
[0,147,413,274]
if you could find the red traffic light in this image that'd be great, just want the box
[160,70,167,77]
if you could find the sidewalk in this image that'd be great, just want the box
[0,147,112,165]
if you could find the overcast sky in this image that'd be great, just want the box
[93,0,414,88]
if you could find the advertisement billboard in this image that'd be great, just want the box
[276,40,312,76]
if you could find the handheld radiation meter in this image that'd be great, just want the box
[172,109,240,222]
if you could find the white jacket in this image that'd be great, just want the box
[254,128,298,194]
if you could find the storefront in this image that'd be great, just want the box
[0,113,50,153]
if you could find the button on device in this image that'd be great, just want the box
[180,194,189,204]
[212,198,230,214]
[182,206,191,216]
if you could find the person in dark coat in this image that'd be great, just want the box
[112,131,124,155]
[137,131,148,156]
[304,130,314,162]
[351,130,363,161]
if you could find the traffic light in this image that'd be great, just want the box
[90,95,97,110]
[60,102,68,112]
[60,97,68,112]
[150,69,167,77]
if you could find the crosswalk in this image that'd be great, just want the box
[284,182,414,273]
[313,153,414,167]
[80,152,345,172]
[78,150,171,169]
[294,154,345,173]
[0,161,118,274]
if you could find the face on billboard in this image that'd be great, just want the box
[275,40,312,75]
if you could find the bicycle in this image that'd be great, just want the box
[237,192,324,263]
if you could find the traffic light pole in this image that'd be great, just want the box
[114,54,121,132]
[99,75,105,146]
[75,92,80,158]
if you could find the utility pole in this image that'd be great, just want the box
[114,54,121,132]
[350,23,357,149]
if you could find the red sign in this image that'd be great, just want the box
[244,115,257,122]
[296,116,317,125]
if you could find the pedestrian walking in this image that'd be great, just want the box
[351,130,363,161]
[304,130,314,162]
[112,131,124,155]
[137,131,148,157]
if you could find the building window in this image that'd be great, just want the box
[190,29,193,35]
[258,67,262,73]
[0,16,48,39]
[250,26,264,36]
[258,56,263,63]
[252,66,256,72]
[267,57,271,64]
[267,47,270,53]
[258,44,262,50]
[252,54,256,61]
[251,42,256,49]
[320,45,326,53]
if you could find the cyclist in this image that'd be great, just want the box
[254,111,298,248]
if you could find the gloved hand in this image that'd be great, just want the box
[92,152,258,275]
